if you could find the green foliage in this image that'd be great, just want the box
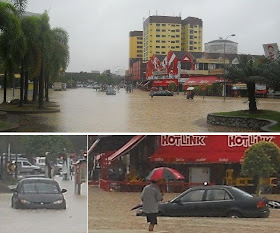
[20,135,73,161]
[241,141,280,193]
[225,55,269,112]
[168,82,177,92]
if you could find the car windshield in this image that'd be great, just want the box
[22,182,60,194]
[231,186,253,198]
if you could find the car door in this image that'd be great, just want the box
[22,161,32,173]
[166,189,206,217]
[203,188,234,216]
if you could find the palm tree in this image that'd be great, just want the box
[225,54,267,112]
[10,0,28,16]
[0,1,21,103]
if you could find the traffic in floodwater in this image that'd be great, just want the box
[1,88,280,132]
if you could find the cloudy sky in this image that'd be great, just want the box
[26,0,280,74]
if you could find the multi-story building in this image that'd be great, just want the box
[129,31,143,66]
[181,17,203,52]
[143,16,182,62]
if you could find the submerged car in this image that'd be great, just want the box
[106,87,116,95]
[152,90,173,96]
[136,185,270,218]
[11,177,67,209]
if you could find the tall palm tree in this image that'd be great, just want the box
[0,1,21,103]
[10,0,28,15]
[225,55,267,112]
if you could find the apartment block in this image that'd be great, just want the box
[129,31,143,66]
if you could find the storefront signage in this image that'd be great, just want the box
[209,69,224,75]
[263,43,279,60]
[180,70,208,75]
[161,135,206,147]
[228,135,274,148]
[196,58,228,64]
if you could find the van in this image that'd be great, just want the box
[34,157,46,172]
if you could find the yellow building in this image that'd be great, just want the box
[129,31,143,66]
[181,17,203,52]
[143,16,182,62]
[142,15,203,61]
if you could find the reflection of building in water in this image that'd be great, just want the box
[88,135,280,193]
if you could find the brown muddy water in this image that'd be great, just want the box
[0,176,87,233]
[89,186,280,233]
[1,88,280,132]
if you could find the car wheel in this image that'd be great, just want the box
[228,211,241,218]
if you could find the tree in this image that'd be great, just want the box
[225,55,267,112]
[168,82,177,92]
[10,0,28,16]
[0,1,22,103]
[241,141,280,194]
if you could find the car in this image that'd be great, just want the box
[12,160,41,174]
[11,177,67,209]
[152,90,174,96]
[106,87,116,95]
[34,157,46,172]
[136,185,270,218]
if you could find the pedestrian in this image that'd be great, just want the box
[150,89,154,98]
[140,180,163,231]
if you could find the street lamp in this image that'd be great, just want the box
[223,34,235,100]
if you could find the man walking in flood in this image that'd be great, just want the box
[140,180,163,231]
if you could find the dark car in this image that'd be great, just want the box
[153,90,174,96]
[11,177,67,209]
[136,185,270,218]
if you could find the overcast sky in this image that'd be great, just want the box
[26,0,280,74]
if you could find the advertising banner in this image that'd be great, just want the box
[151,135,280,163]
[263,43,279,60]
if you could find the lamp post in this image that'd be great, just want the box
[223,34,235,100]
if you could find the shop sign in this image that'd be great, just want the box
[228,135,274,148]
[161,135,206,147]
[209,69,224,75]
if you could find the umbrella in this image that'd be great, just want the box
[146,167,185,181]
[186,87,194,91]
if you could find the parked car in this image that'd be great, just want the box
[136,185,270,218]
[12,160,41,174]
[153,90,174,96]
[11,177,67,209]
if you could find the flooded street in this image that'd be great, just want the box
[89,186,280,233]
[0,176,87,233]
[1,88,280,132]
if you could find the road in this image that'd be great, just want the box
[0,176,87,233]
[2,88,280,132]
[89,186,280,233]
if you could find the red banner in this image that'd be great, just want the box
[151,135,279,163]
[152,79,178,87]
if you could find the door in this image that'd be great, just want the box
[189,167,210,184]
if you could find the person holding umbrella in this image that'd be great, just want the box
[140,179,163,231]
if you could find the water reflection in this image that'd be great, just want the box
[1,88,279,132]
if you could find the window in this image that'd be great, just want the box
[171,30,175,32]
[190,30,193,34]
[176,40,180,43]
[190,35,193,39]
[189,46,193,50]
[156,46,160,48]
[137,50,142,53]
[156,24,160,26]
[176,29,180,32]
[205,189,232,201]
[162,41,166,43]
[156,35,160,37]
[190,41,193,45]
[180,190,204,202]
[162,35,166,37]
[162,29,166,32]
[156,29,160,32]
[161,46,166,48]
[171,35,175,38]
[162,24,166,26]
[137,42,142,44]
[176,35,180,37]
[176,46,180,48]
[137,46,142,48]
[156,40,160,43]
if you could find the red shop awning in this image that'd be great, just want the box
[107,135,147,162]
[152,79,178,87]
[183,76,223,86]
[150,135,280,164]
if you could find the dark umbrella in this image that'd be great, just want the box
[146,167,185,181]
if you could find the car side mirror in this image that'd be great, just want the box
[61,189,67,193]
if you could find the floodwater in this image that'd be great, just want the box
[0,176,87,233]
[89,186,280,233]
[1,88,280,132]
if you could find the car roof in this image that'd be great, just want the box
[190,185,232,190]
[19,177,58,184]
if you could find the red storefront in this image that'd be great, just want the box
[151,135,279,192]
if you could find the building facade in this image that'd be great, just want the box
[205,38,238,54]
[129,31,143,66]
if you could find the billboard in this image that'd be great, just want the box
[263,43,279,60]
